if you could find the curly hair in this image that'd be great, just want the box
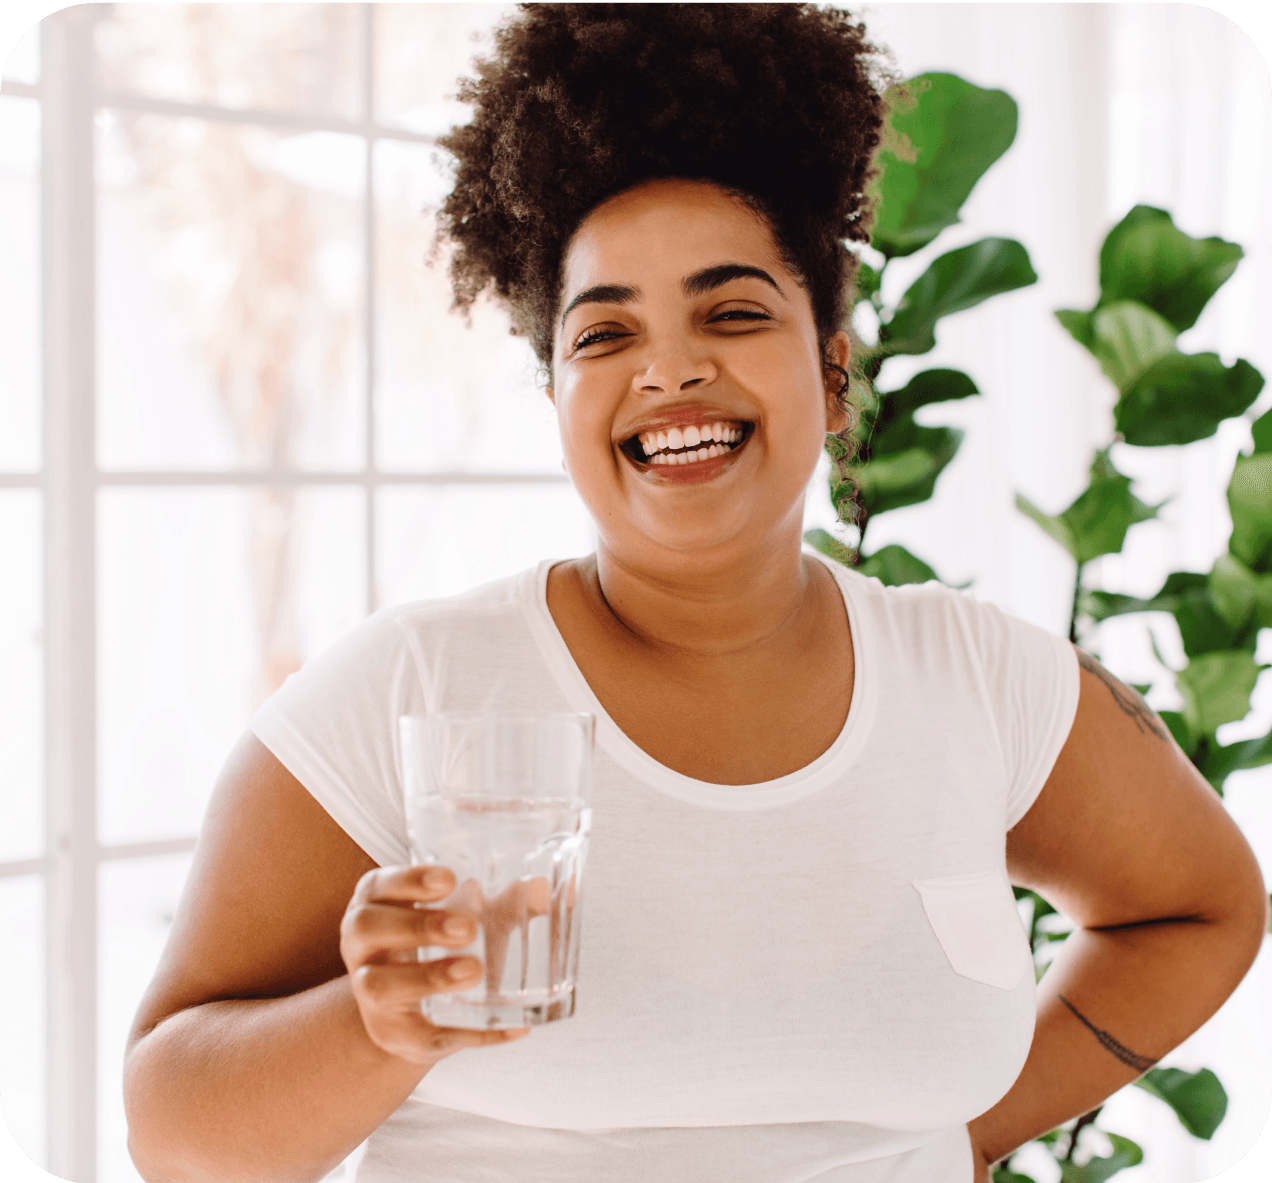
[436,3,887,430]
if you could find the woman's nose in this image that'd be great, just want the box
[633,337,718,395]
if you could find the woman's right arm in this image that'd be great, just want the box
[123,732,525,1183]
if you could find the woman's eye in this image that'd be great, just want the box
[573,326,630,350]
[710,308,773,326]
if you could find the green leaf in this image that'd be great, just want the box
[870,73,1018,258]
[1116,353,1264,446]
[1055,309,1095,351]
[1208,553,1259,629]
[856,423,964,517]
[1098,205,1244,333]
[993,1170,1037,1183]
[881,237,1038,356]
[1089,301,1178,392]
[1228,453,1272,573]
[1017,492,1079,558]
[1199,730,1272,790]
[857,544,939,586]
[878,368,980,420]
[1252,407,1272,454]
[1134,1066,1229,1139]
[1177,650,1264,735]
[1015,451,1159,565]
[1080,570,1254,659]
[1058,1133,1143,1182]
[803,528,856,568]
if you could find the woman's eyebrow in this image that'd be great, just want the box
[560,283,641,327]
[682,262,783,298]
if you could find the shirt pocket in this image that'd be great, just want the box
[912,870,1031,991]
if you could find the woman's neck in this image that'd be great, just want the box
[578,531,817,660]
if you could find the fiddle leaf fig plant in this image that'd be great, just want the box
[805,72,1038,579]
[809,69,1268,1183]
[996,207,1269,1180]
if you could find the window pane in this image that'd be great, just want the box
[0,491,43,862]
[97,110,366,472]
[374,4,509,134]
[373,140,562,474]
[98,853,193,1183]
[0,95,40,471]
[375,485,594,606]
[98,486,366,846]
[0,876,46,1171]
[96,4,364,122]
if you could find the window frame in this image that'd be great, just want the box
[0,6,566,1180]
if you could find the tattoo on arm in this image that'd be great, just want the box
[1075,650,1171,743]
[1058,994,1159,1073]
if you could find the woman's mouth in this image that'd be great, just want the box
[620,420,752,467]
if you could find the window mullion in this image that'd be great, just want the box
[41,8,102,1181]
[364,3,377,614]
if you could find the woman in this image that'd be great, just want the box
[122,7,1268,1182]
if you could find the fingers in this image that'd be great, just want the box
[355,954,484,1005]
[344,900,476,963]
[350,864,455,908]
[342,865,478,969]
[342,865,533,1064]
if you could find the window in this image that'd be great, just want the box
[1,6,594,1180]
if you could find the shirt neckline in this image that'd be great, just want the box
[519,550,877,811]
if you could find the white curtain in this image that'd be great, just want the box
[843,4,1272,1180]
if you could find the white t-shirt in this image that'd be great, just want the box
[249,553,1080,1182]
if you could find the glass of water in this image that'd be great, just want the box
[399,712,594,1029]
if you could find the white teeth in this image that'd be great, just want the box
[635,421,747,465]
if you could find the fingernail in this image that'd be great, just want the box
[443,916,473,938]
[447,957,479,980]
[424,867,450,889]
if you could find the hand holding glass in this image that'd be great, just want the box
[400,712,594,1029]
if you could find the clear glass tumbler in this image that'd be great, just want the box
[399,712,594,1029]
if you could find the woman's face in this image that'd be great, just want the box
[550,178,849,568]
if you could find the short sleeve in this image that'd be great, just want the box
[966,598,1080,830]
[248,609,423,868]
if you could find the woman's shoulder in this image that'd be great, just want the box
[810,550,1069,673]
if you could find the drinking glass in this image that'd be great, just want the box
[399,712,594,1029]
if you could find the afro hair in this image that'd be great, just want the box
[436,3,887,382]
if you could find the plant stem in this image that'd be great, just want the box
[1068,560,1084,645]
[1063,1107,1104,1162]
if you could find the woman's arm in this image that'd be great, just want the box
[967,649,1269,1171]
[123,733,519,1183]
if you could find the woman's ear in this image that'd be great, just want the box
[822,331,852,433]
[546,386,556,408]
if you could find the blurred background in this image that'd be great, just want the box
[0,4,1269,1182]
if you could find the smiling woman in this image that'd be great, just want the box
[118,7,1268,1183]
